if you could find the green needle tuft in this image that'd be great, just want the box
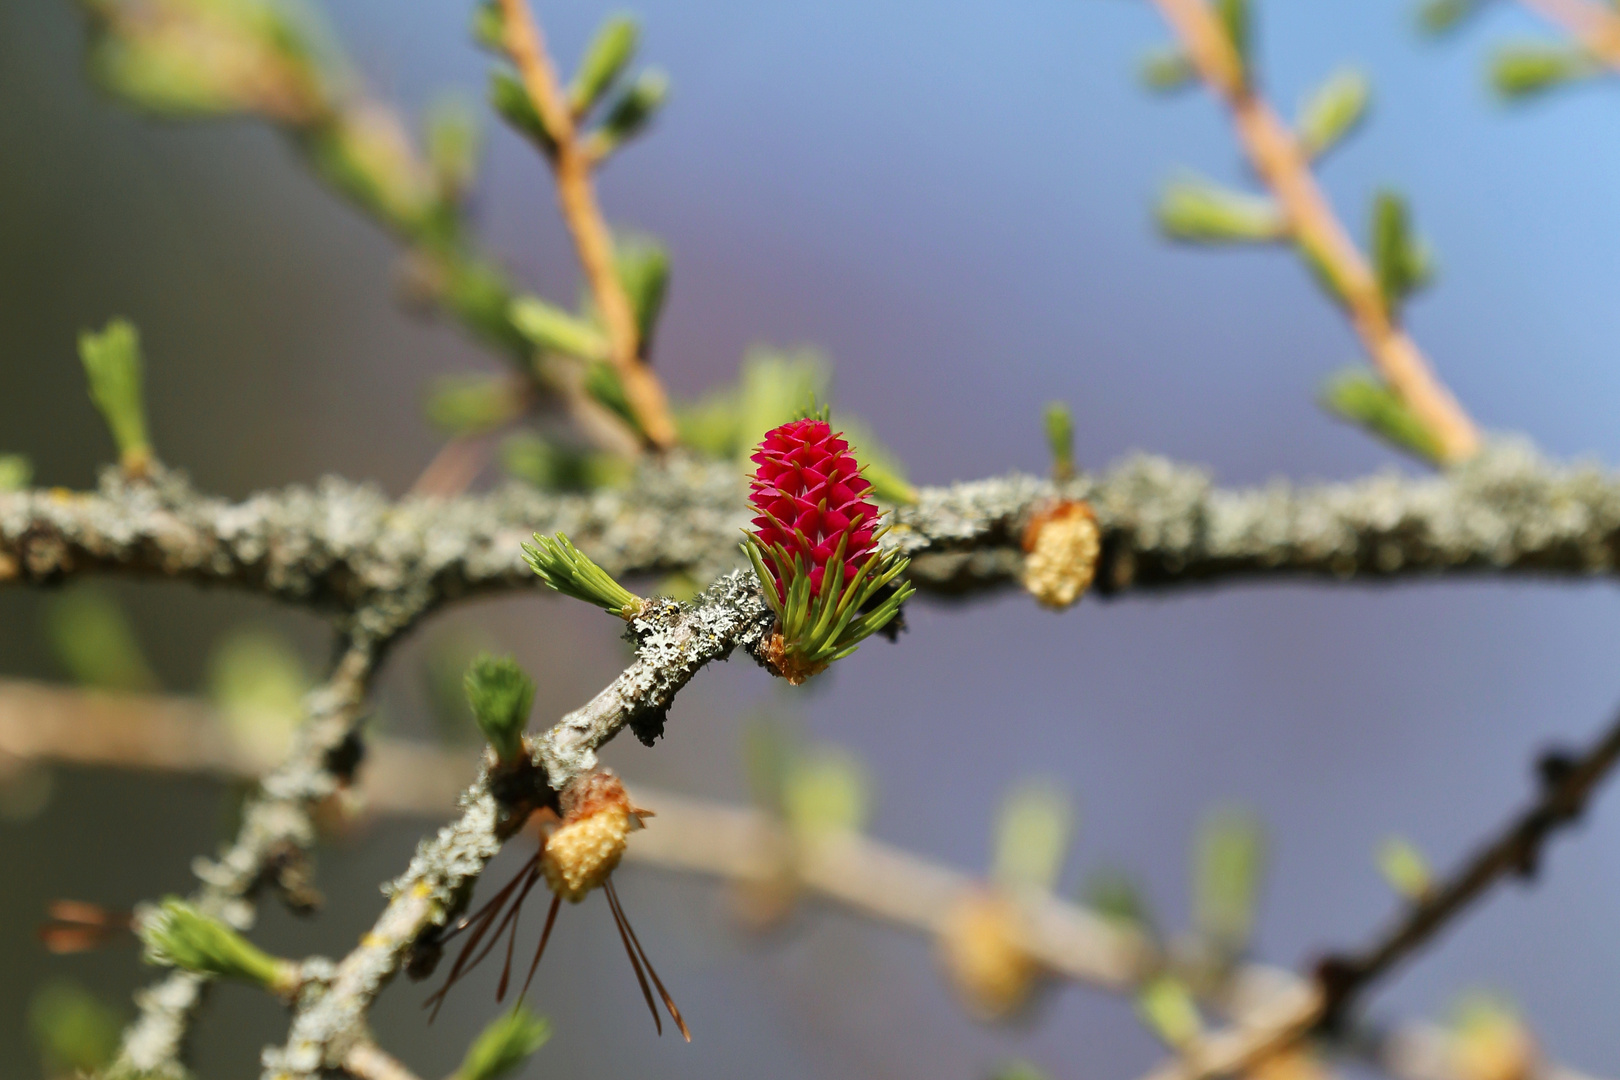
[523,532,644,618]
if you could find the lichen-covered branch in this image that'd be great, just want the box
[112,637,381,1079]
[531,574,773,782]
[12,442,1620,1077]
[0,459,748,624]
[9,444,1620,616]
[263,571,771,1077]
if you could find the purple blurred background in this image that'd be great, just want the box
[3,0,1620,1076]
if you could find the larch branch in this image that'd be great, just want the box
[10,444,1620,612]
[1136,700,1620,1080]
[110,636,381,1078]
[263,571,772,1077]
[495,0,678,450]
[1149,0,1481,463]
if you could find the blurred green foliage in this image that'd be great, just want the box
[1215,0,1251,79]
[44,586,159,692]
[1136,973,1203,1048]
[987,1062,1051,1080]
[678,348,916,503]
[1319,367,1444,464]
[463,654,536,762]
[78,318,152,473]
[591,69,669,155]
[508,296,608,361]
[612,234,671,352]
[1491,43,1597,101]
[1192,807,1266,959]
[82,0,335,120]
[501,433,632,491]
[569,15,639,114]
[0,453,33,491]
[1297,67,1370,160]
[1157,176,1285,244]
[782,745,870,837]
[1378,835,1435,901]
[207,626,310,757]
[1370,189,1434,315]
[1415,0,1486,36]
[1139,46,1195,92]
[1042,401,1075,481]
[426,93,482,202]
[425,374,526,437]
[1083,867,1157,936]
[744,712,871,837]
[454,1007,551,1080]
[30,980,124,1077]
[992,780,1073,894]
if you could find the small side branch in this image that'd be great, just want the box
[531,574,773,787]
[112,637,381,1078]
[1315,705,1620,1016]
[341,1042,424,1080]
[263,572,772,1077]
[1149,0,1481,463]
[496,0,678,449]
[1137,701,1620,1080]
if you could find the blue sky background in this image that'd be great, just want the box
[3,2,1620,1078]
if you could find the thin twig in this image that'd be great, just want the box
[1137,701,1620,1080]
[342,1041,424,1080]
[495,0,678,450]
[1149,0,1481,463]
[1518,0,1620,69]
[1315,706,1620,1013]
[409,435,495,498]
[110,637,382,1077]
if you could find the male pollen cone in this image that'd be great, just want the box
[749,418,880,600]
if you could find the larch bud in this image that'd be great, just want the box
[936,891,1041,1021]
[1021,500,1100,609]
[541,772,646,903]
[1451,999,1537,1080]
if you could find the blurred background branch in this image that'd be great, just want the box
[490,0,677,449]
[1147,0,1480,464]
[1137,700,1620,1080]
[6,676,1606,1080]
